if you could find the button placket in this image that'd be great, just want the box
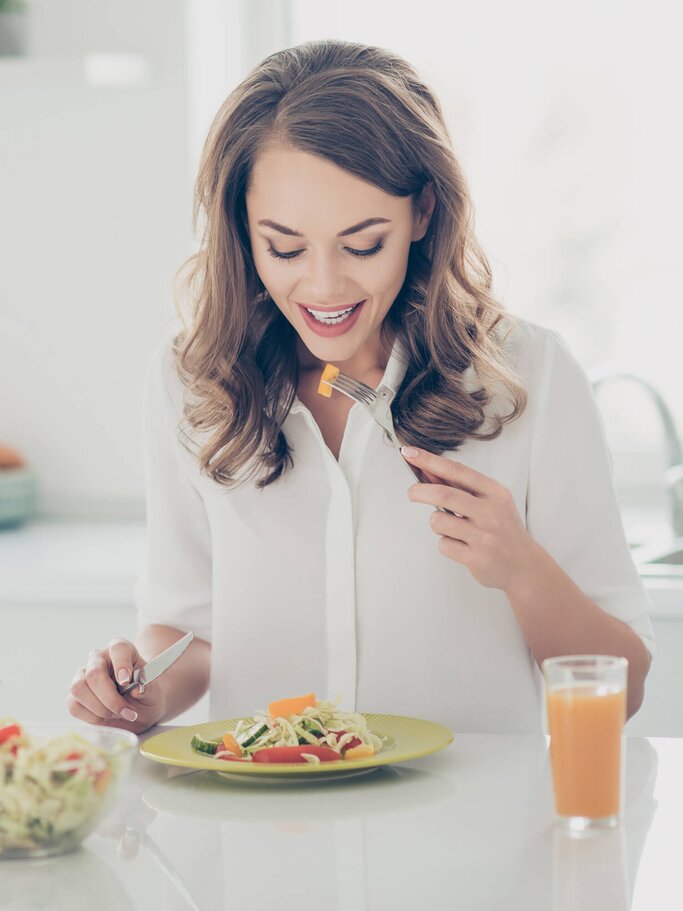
[289,336,410,711]
[297,408,360,711]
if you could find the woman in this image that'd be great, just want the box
[67,40,654,735]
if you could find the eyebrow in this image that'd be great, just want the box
[256,217,391,238]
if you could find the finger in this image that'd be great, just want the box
[415,466,442,485]
[437,535,471,564]
[408,482,480,518]
[67,692,116,725]
[107,638,142,690]
[67,695,137,728]
[83,652,140,718]
[107,640,150,699]
[401,447,492,496]
[429,509,476,543]
[69,667,118,719]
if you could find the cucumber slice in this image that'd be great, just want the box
[295,723,324,745]
[191,734,223,755]
[301,718,325,737]
[236,722,269,749]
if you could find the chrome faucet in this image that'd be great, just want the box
[589,368,683,538]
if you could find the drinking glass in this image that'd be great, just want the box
[542,655,628,832]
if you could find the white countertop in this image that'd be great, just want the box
[0,518,145,607]
[1,729,678,909]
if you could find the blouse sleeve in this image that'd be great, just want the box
[132,338,213,644]
[526,329,656,660]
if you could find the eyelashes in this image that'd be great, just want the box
[266,240,384,263]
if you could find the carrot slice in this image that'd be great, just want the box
[268,692,317,720]
[222,732,241,756]
[343,743,375,760]
[94,766,111,794]
[317,364,339,397]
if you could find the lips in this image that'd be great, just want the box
[298,300,366,337]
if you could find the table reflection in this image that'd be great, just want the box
[0,734,660,911]
[0,846,135,911]
[553,826,630,911]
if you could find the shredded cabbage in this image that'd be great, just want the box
[229,696,386,759]
[0,720,115,855]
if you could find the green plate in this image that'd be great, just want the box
[139,713,454,780]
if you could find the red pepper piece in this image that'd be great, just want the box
[251,745,341,764]
[334,730,362,751]
[0,724,22,745]
[62,750,84,777]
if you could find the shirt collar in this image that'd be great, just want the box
[379,332,410,394]
[289,334,409,414]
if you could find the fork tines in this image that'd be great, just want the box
[326,372,377,405]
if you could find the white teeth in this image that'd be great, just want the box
[305,303,360,325]
[307,306,354,318]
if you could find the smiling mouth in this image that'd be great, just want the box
[299,301,365,324]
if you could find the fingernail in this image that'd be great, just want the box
[401,446,420,459]
[120,708,138,722]
[117,669,130,685]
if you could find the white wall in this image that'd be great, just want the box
[0,0,194,519]
[0,0,295,521]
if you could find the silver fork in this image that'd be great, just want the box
[321,370,456,516]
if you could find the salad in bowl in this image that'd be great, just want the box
[0,719,137,859]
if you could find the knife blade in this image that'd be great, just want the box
[116,631,194,696]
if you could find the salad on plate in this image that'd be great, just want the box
[190,693,386,764]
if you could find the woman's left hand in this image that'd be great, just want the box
[401,446,538,591]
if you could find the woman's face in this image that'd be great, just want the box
[245,144,435,373]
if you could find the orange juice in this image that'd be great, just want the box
[547,684,626,818]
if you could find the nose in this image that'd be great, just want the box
[302,249,353,304]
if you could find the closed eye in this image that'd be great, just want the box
[266,241,384,262]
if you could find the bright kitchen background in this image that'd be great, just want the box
[1,0,681,732]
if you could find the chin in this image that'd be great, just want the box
[304,333,365,358]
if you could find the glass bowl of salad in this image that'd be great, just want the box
[0,719,138,859]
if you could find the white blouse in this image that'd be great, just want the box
[133,316,656,734]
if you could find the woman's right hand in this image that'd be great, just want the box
[67,638,166,734]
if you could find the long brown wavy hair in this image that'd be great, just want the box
[172,39,527,489]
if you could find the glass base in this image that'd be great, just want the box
[556,813,621,834]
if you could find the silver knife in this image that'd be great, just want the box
[116,631,194,696]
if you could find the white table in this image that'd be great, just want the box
[1,729,679,909]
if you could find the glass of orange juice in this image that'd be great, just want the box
[542,655,628,832]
